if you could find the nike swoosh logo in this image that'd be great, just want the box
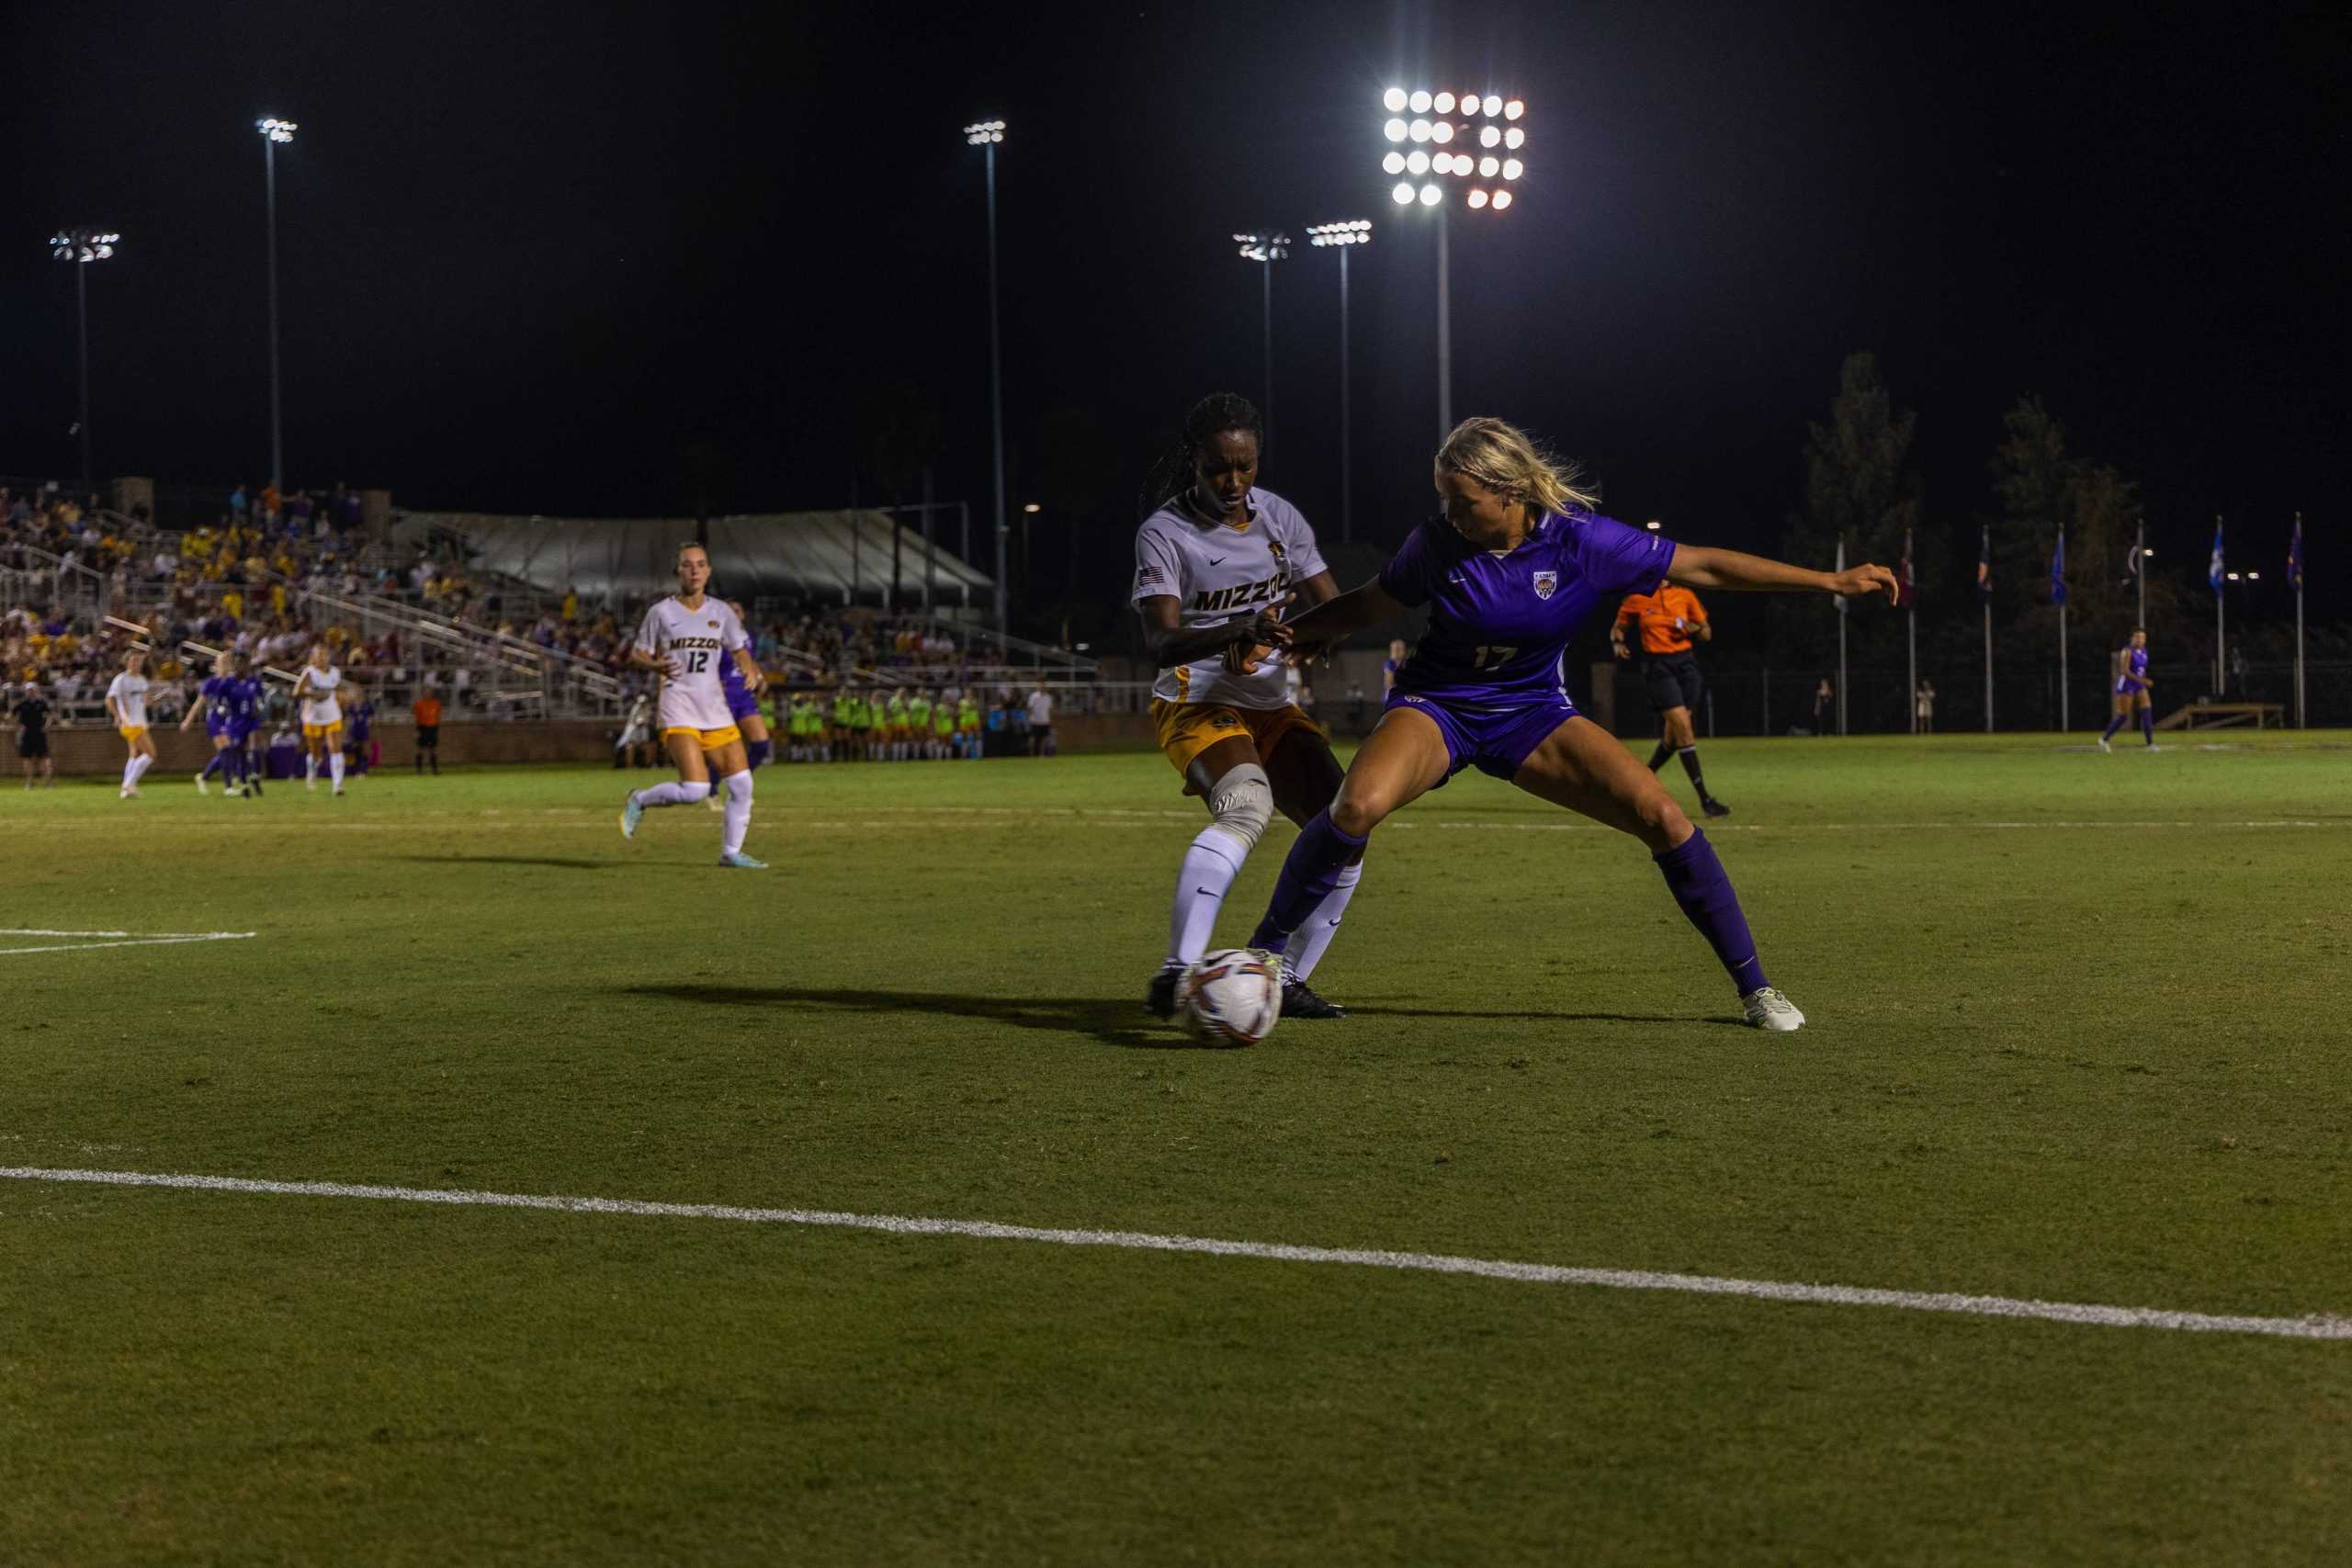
[1207,557,1227,566]
[1194,887,1221,897]
[1447,572,1466,584]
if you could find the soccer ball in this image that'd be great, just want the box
[1175,949,1283,1047]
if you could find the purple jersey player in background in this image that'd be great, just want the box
[2099,629,2155,751]
[180,653,243,795]
[1247,417,1898,1032]
[719,600,772,769]
[225,655,266,795]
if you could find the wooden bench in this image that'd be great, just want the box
[2155,701,2286,731]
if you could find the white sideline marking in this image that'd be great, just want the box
[3,1165,2344,1342]
[0,930,256,957]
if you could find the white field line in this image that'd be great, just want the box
[0,930,256,957]
[4,1165,2344,1343]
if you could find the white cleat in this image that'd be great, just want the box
[1742,986,1805,1032]
[2098,738,2111,752]
[195,773,209,794]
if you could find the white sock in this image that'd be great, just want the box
[632,779,711,808]
[329,753,345,789]
[720,770,752,855]
[1287,863,1363,982]
[122,755,141,791]
[305,754,318,782]
[1168,827,1250,968]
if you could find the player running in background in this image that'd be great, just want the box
[2099,629,2156,751]
[1246,417,1897,1032]
[224,652,266,796]
[618,541,768,868]
[345,693,375,777]
[1132,391,1359,1022]
[291,643,353,795]
[179,651,241,795]
[1611,581,1731,818]
[720,601,772,770]
[106,649,157,799]
[14,679,54,789]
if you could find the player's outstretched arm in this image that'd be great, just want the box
[1136,593,1295,671]
[1283,579,1407,659]
[179,695,208,732]
[1670,546,1899,604]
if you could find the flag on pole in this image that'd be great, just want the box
[2049,529,2067,605]
[2209,518,2225,597]
[2289,513,2303,592]
[1977,525,1992,604]
[1898,528,1916,607]
[2121,538,2143,588]
[1835,534,1848,615]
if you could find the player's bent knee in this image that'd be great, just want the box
[1329,790,1389,839]
[1204,762,1274,852]
[681,779,713,803]
[725,770,752,803]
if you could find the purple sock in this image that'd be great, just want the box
[2100,714,2126,743]
[200,750,229,781]
[1248,809,1367,955]
[2140,709,2155,744]
[1653,829,1770,996]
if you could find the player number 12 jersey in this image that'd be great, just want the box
[635,595,748,731]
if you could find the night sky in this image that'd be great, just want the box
[8,0,2343,625]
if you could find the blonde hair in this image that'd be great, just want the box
[1436,417,1598,516]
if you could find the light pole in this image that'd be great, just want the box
[257,118,297,494]
[1233,231,1290,450]
[50,229,119,488]
[963,119,1010,637]
[1306,220,1370,543]
[1380,86,1523,440]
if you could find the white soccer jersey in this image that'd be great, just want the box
[298,666,344,727]
[106,672,149,728]
[634,595,747,732]
[1131,487,1328,708]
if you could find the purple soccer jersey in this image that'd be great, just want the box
[1380,512,1677,705]
[2115,646,2149,694]
[200,674,233,737]
[718,647,761,722]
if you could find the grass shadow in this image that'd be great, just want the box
[1340,1004,1747,1028]
[398,854,612,871]
[621,984,1202,1049]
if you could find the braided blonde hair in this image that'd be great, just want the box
[1436,417,1598,516]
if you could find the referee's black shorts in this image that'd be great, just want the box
[1643,651,1704,714]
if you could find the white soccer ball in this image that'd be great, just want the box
[1175,948,1283,1046]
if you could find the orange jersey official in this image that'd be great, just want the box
[1614,585,1708,656]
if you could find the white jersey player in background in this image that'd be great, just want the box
[618,542,769,868]
[105,647,157,799]
[291,643,356,795]
[1130,391,1362,1022]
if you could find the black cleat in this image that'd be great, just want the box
[1280,976,1348,1020]
[1701,795,1732,818]
[1145,965,1182,1020]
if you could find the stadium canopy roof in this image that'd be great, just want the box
[389,510,991,608]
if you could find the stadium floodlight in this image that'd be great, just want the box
[2247,570,2261,581]
[50,228,120,486]
[1376,86,1526,434]
[254,118,300,491]
[1306,220,1372,540]
[1233,230,1290,450]
[962,118,1012,633]
[1645,519,1663,531]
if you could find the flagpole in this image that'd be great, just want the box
[1835,532,1848,736]
[2294,512,2306,728]
[1982,524,1994,733]
[2136,518,2145,627]
[2057,527,2068,731]
[1905,527,1917,735]
[2213,514,2224,696]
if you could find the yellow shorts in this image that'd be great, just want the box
[663,724,742,751]
[118,725,147,742]
[1150,700,1323,782]
[302,722,343,742]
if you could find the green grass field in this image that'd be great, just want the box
[6,734,2350,1565]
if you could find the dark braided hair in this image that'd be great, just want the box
[1137,392,1265,520]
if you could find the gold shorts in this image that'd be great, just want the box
[663,724,742,750]
[301,722,342,742]
[1150,700,1323,781]
[118,725,148,742]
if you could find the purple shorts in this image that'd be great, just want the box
[724,683,761,723]
[1386,688,1576,785]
